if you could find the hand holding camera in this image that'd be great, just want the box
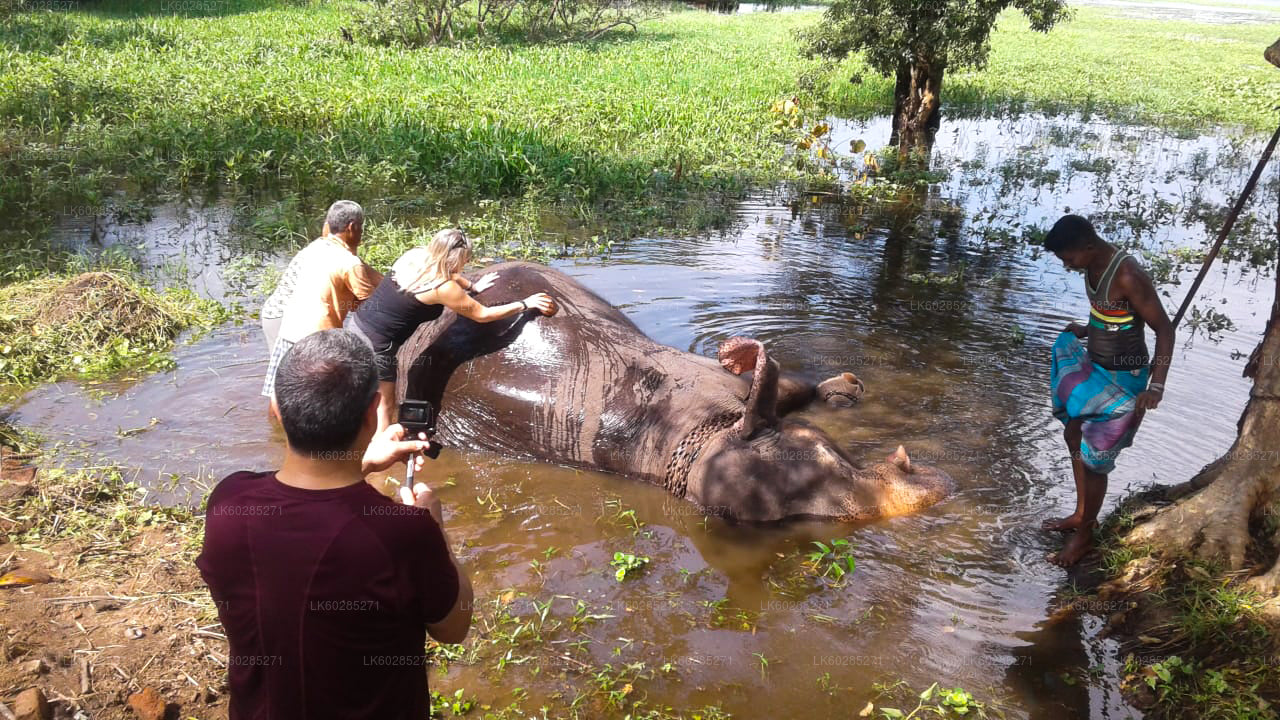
[398,399,441,460]
[398,399,442,490]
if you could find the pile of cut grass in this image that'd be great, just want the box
[0,270,219,387]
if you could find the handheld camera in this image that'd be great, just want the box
[398,399,441,460]
[398,399,441,492]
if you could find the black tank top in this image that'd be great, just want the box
[1085,250,1149,371]
[352,273,446,350]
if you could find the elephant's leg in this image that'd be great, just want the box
[776,375,818,416]
[776,372,866,415]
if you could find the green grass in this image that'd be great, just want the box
[1093,536,1280,719]
[0,1,822,234]
[828,5,1280,130]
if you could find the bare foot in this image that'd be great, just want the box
[1041,515,1084,533]
[1048,526,1096,567]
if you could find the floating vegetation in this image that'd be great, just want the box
[611,551,650,581]
[805,538,857,583]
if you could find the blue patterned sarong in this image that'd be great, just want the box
[1050,332,1150,474]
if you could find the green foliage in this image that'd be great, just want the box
[806,537,857,582]
[827,7,1280,131]
[429,688,476,716]
[610,551,649,581]
[800,0,1070,73]
[0,5,820,237]
[873,682,990,719]
[1184,305,1237,343]
[1127,653,1275,720]
[353,0,665,46]
[6,465,201,549]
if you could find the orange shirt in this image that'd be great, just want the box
[278,236,383,343]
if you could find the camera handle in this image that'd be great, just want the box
[405,451,418,490]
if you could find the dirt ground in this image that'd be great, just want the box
[0,452,228,720]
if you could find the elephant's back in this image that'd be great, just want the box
[397,262,743,480]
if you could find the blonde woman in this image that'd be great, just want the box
[347,228,555,430]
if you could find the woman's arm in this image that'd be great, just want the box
[430,280,554,323]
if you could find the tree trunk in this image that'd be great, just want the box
[1122,195,1280,608]
[890,56,944,156]
[888,62,910,149]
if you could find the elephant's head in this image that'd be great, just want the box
[684,337,953,523]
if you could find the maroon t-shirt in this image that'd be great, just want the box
[196,471,459,720]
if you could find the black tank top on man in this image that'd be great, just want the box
[1085,250,1149,371]
[350,273,447,351]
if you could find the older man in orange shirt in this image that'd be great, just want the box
[262,200,383,397]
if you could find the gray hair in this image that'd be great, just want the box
[274,329,379,455]
[325,200,364,234]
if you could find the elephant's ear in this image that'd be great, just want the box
[717,337,779,440]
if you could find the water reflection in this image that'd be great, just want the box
[11,113,1275,718]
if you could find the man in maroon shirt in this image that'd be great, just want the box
[198,329,473,719]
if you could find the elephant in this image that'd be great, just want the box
[397,262,953,523]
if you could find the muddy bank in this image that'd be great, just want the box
[0,453,226,720]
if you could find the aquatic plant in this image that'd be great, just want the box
[806,538,856,582]
[868,682,989,719]
[611,551,650,581]
[429,688,476,716]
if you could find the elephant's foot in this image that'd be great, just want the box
[817,372,865,407]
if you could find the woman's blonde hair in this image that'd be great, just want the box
[393,228,471,293]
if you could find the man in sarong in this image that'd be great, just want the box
[1043,215,1174,566]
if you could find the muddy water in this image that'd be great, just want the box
[10,113,1278,719]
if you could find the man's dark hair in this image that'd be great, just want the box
[325,200,364,234]
[274,330,378,455]
[1044,214,1099,253]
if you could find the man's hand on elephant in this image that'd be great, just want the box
[399,481,443,525]
[1064,322,1088,338]
[362,423,430,475]
[472,272,499,294]
[524,293,557,316]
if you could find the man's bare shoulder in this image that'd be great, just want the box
[1114,254,1156,297]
